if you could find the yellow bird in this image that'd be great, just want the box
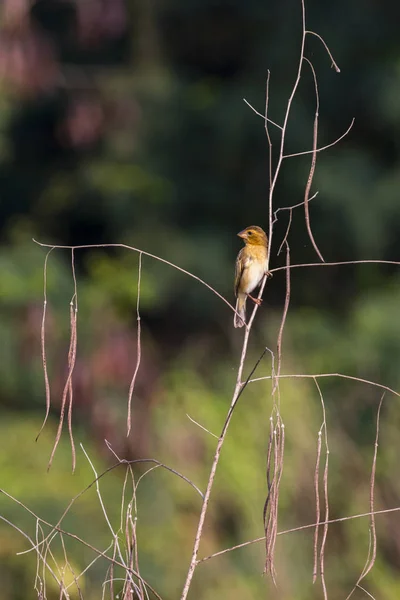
[234,225,269,328]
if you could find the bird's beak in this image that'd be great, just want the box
[237,229,247,239]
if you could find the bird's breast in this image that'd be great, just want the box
[241,253,268,294]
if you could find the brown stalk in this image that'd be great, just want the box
[305,30,341,72]
[265,0,306,264]
[313,431,322,583]
[283,119,354,159]
[81,445,142,596]
[60,533,83,600]
[243,98,282,130]
[67,249,78,472]
[269,258,400,275]
[33,240,237,315]
[36,248,54,442]
[345,394,384,600]
[179,275,268,600]
[273,242,291,394]
[320,450,329,600]
[265,70,273,191]
[47,260,78,472]
[264,424,279,581]
[263,418,274,527]
[303,57,325,262]
[263,243,290,577]
[22,455,204,564]
[264,419,285,580]
[2,488,163,599]
[127,252,143,436]
[248,372,400,398]
[126,465,144,600]
[199,505,400,564]
[313,379,329,598]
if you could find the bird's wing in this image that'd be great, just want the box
[235,247,251,296]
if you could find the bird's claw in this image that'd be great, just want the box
[248,294,263,306]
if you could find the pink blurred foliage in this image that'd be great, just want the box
[57,94,105,148]
[75,0,127,46]
[0,25,59,95]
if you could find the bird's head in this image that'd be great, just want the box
[237,225,268,246]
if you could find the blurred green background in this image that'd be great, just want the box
[1,0,400,598]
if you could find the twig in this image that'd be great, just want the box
[67,248,77,472]
[186,415,219,439]
[47,259,79,471]
[313,430,322,583]
[180,286,267,599]
[314,379,329,600]
[127,252,143,436]
[274,191,319,224]
[198,505,400,564]
[269,259,400,275]
[243,98,283,130]
[17,456,204,559]
[248,372,400,398]
[345,394,384,600]
[265,71,273,190]
[303,57,325,262]
[283,119,354,158]
[266,0,307,266]
[0,515,62,594]
[32,240,236,314]
[81,444,142,597]
[36,248,54,441]
[273,242,291,394]
[305,30,341,72]
[1,488,163,599]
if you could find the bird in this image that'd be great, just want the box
[234,225,269,328]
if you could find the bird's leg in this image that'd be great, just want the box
[265,270,273,279]
[247,294,263,306]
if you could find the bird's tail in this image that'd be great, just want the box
[234,294,246,328]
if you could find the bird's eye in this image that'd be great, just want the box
[248,231,253,236]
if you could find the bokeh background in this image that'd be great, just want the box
[1,0,400,598]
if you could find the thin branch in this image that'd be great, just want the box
[15,456,203,574]
[346,394,384,600]
[273,242,291,393]
[198,506,400,563]
[313,430,322,583]
[273,191,319,225]
[243,98,283,130]
[305,30,341,72]
[32,240,236,315]
[1,488,163,600]
[186,415,219,439]
[67,248,77,472]
[65,543,114,591]
[248,373,400,398]
[283,119,354,158]
[357,585,376,600]
[180,291,267,599]
[264,71,273,191]
[269,259,400,275]
[314,379,329,600]
[266,0,307,265]
[303,57,325,262]
[127,252,143,436]
[47,273,79,471]
[36,248,54,441]
[0,515,63,594]
[363,394,383,580]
